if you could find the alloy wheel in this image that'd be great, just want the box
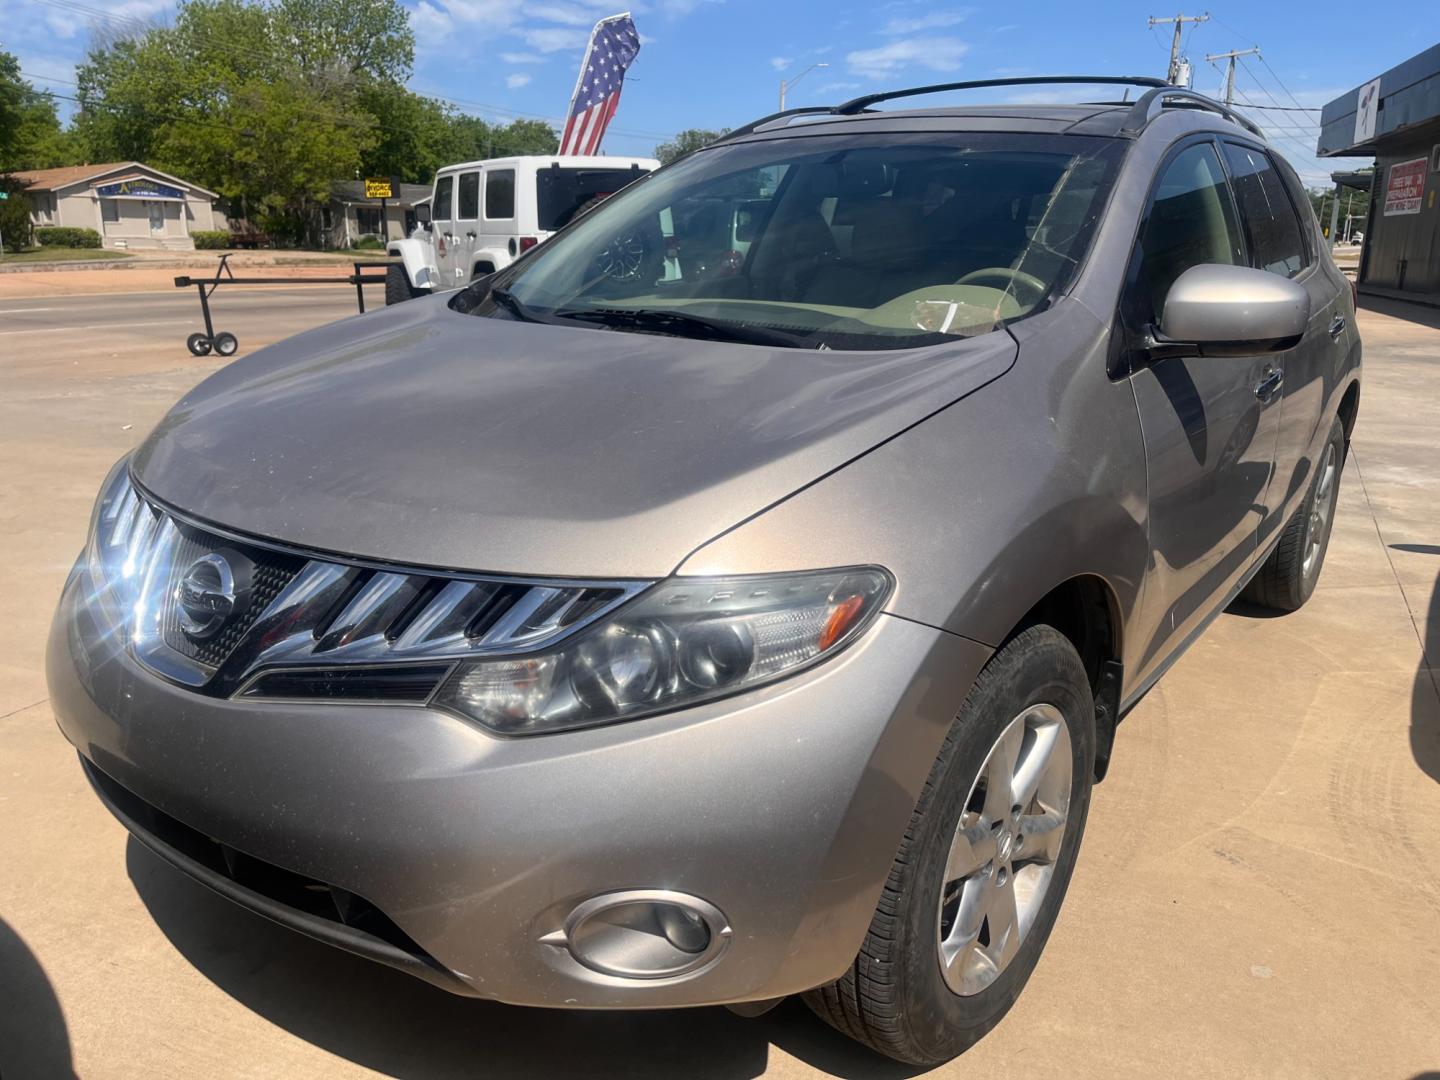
[1303,441,1339,578]
[936,703,1073,996]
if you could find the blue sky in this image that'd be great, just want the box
[5,0,1436,185]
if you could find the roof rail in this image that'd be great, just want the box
[834,75,1170,115]
[1120,85,1265,138]
[709,76,1262,150]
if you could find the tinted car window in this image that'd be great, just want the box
[433,175,453,221]
[1222,143,1306,278]
[536,168,648,231]
[486,170,516,219]
[458,172,480,220]
[1133,142,1244,326]
[472,133,1125,350]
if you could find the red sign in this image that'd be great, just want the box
[1383,157,1427,216]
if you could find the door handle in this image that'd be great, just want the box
[1329,314,1346,339]
[466,231,477,240]
[1255,368,1284,403]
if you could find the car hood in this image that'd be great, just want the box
[133,296,1015,578]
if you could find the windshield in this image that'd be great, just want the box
[464,132,1123,350]
[536,166,651,231]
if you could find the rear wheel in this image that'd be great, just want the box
[804,625,1095,1066]
[1240,416,1345,612]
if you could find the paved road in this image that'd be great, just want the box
[0,285,373,352]
[0,295,1436,1080]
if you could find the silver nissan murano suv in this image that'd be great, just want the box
[49,77,1360,1065]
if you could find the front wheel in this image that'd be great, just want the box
[805,625,1095,1066]
[384,263,420,306]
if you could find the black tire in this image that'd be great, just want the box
[186,333,212,357]
[1240,416,1345,612]
[804,625,1096,1066]
[212,331,238,357]
[384,263,419,306]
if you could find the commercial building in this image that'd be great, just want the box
[13,162,225,251]
[1318,43,1440,304]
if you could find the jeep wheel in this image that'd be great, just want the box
[384,263,420,306]
[805,625,1095,1066]
[1240,416,1345,612]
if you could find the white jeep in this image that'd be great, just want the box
[386,154,659,304]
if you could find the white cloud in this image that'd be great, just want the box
[409,0,453,43]
[500,51,545,64]
[881,11,965,34]
[770,55,793,72]
[505,72,532,89]
[846,37,967,80]
[814,80,861,94]
[525,2,598,26]
[519,25,589,51]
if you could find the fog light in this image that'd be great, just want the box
[551,890,730,979]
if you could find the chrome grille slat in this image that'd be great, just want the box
[388,579,499,655]
[87,476,650,701]
[314,572,425,655]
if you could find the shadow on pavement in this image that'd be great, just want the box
[0,917,76,1079]
[126,839,916,1079]
[1413,569,1440,784]
[1358,296,1440,331]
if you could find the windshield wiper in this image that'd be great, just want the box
[551,306,808,348]
[487,285,541,323]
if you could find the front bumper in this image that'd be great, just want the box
[48,567,989,1007]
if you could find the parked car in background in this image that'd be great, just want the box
[50,77,1360,1068]
[385,154,658,303]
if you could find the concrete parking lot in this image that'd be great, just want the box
[1,287,1436,1079]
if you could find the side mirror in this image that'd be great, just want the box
[1158,264,1310,353]
[415,203,432,227]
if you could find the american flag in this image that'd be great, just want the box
[558,13,641,156]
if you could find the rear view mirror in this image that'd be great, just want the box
[1159,264,1310,352]
[415,203,432,226]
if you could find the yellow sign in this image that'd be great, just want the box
[364,177,394,199]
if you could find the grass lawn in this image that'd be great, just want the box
[0,246,135,264]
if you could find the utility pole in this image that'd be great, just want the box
[779,61,828,110]
[1149,12,1209,85]
[1204,46,1260,105]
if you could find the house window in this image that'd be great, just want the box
[355,207,383,235]
[100,200,120,223]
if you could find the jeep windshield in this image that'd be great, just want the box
[462,132,1124,351]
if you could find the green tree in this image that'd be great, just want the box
[72,0,417,241]
[0,51,75,172]
[654,128,728,165]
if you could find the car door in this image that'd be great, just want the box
[431,172,458,284]
[1219,140,1344,546]
[454,168,482,283]
[1123,138,1286,685]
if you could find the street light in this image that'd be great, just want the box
[779,61,829,110]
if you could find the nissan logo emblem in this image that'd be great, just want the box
[176,552,243,640]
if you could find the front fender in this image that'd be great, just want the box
[387,239,437,291]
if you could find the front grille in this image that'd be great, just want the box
[160,527,303,669]
[88,472,648,701]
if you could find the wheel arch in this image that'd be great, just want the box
[1337,376,1361,445]
[1004,573,1124,782]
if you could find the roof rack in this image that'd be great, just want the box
[833,75,1170,115]
[1120,85,1265,138]
[713,75,1264,148]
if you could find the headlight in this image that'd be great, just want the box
[433,567,892,735]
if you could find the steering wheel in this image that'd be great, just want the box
[955,267,1048,309]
